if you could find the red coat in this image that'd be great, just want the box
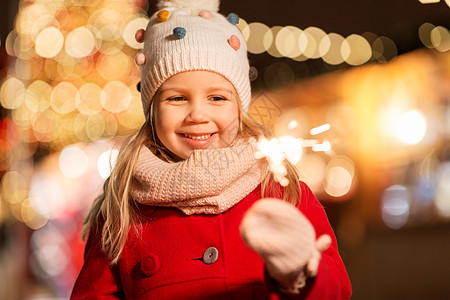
[71,182,351,299]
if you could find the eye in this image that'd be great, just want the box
[167,96,186,102]
[210,96,227,101]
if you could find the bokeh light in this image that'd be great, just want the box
[100,111,119,137]
[116,89,145,129]
[74,114,91,142]
[247,22,272,54]
[51,82,78,114]
[288,120,298,129]
[0,77,26,110]
[5,30,17,56]
[30,15,60,41]
[237,18,250,41]
[266,26,284,58]
[1,171,29,204]
[15,4,51,36]
[276,26,303,58]
[15,56,43,80]
[11,103,36,127]
[92,8,124,42]
[298,27,315,59]
[435,162,450,217]
[381,185,411,229]
[395,110,427,145]
[430,26,450,52]
[0,0,143,157]
[123,17,149,49]
[65,26,96,58]
[25,80,52,113]
[100,81,132,113]
[97,149,119,179]
[323,156,355,198]
[85,114,106,141]
[341,34,372,66]
[22,197,49,230]
[35,27,64,58]
[372,36,398,62]
[419,23,435,48]
[15,34,36,60]
[59,146,89,178]
[32,110,62,143]
[320,33,345,65]
[302,27,327,59]
[96,50,132,81]
[239,19,400,67]
[76,83,103,115]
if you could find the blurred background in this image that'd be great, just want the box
[0,0,449,299]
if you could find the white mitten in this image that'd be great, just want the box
[240,198,331,292]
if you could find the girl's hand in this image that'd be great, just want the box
[239,198,331,293]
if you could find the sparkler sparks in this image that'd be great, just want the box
[253,123,332,186]
[310,123,331,136]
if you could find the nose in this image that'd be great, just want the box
[185,100,209,124]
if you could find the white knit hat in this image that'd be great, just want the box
[135,0,251,117]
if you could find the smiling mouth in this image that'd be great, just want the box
[181,133,214,140]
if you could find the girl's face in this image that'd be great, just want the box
[154,71,240,160]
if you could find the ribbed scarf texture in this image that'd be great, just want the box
[130,142,263,215]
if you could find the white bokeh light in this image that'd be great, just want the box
[59,146,89,178]
[97,149,119,179]
[395,110,427,145]
[381,185,411,229]
[65,26,96,58]
[35,26,64,58]
[435,162,450,217]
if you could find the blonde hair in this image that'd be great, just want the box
[83,93,301,264]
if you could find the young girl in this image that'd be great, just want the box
[71,0,351,299]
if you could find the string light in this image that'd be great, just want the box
[240,20,384,66]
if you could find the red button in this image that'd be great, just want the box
[140,253,160,276]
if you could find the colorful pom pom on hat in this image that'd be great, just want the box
[137,0,251,117]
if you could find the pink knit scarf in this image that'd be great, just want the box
[130,142,263,215]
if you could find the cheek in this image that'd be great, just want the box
[217,106,240,142]
[223,104,239,129]
[218,114,238,130]
[154,120,165,141]
[154,106,174,142]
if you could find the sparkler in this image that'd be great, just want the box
[253,123,331,187]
